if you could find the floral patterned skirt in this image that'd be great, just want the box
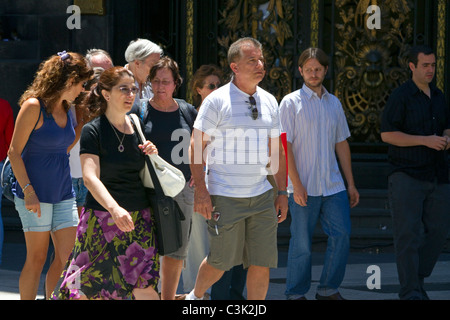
[52,207,159,300]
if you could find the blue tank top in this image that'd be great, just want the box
[13,100,75,203]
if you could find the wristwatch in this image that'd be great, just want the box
[277,190,288,196]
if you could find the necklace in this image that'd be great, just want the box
[107,117,126,152]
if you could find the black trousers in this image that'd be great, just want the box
[388,172,450,300]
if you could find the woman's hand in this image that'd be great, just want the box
[110,207,135,232]
[139,140,158,155]
[24,187,41,218]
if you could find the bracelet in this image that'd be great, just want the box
[277,190,288,196]
[22,183,32,193]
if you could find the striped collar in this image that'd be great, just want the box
[301,83,330,99]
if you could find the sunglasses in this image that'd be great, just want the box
[212,208,220,235]
[205,83,220,90]
[248,96,258,120]
[117,86,139,95]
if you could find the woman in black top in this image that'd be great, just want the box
[130,57,197,300]
[53,67,160,300]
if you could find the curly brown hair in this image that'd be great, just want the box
[19,51,93,113]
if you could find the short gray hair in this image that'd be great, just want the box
[124,38,163,63]
[227,37,262,65]
[86,48,112,66]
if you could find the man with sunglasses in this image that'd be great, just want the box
[187,37,288,300]
[279,47,359,300]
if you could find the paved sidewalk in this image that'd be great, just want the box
[267,252,450,300]
[2,231,450,300]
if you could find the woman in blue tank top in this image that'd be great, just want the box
[7,51,93,300]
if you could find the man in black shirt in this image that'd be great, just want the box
[381,45,450,300]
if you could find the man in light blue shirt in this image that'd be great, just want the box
[280,47,360,300]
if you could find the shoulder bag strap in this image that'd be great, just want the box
[129,114,164,197]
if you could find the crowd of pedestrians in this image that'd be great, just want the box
[1,37,449,301]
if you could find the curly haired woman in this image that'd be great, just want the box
[8,51,93,299]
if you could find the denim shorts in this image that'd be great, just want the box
[72,177,88,207]
[15,197,79,232]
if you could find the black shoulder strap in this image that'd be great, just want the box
[176,99,196,131]
[34,108,42,130]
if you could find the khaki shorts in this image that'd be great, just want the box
[206,189,278,271]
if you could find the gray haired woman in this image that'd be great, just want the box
[124,38,163,109]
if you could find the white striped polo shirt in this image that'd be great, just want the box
[194,82,281,198]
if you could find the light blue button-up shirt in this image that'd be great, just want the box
[279,84,350,196]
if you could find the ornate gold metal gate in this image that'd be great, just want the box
[333,0,413,143]
[214,0,308,102]
[332,0,447,143]
[185,0,448,144]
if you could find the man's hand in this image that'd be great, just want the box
[275,194,289,223]
[348,185,359,208]
[423,135,448,151]
[293,183,308,207]
[194,186,213,220]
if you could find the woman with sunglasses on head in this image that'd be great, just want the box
[130,56,197,300]
[7,51,92,299]
[52,67,160,300]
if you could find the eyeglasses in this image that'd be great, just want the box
[204,83,220,90]
[151,79,174,86]
[117,86,139,95]
[248,96,258,120]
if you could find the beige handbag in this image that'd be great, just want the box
[130,114,186,198]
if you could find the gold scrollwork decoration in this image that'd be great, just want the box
[436,0,446,92]
[217,0,296,101]
[334,0,412,143]
[186,0,194,104]
[310,0,319,47]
